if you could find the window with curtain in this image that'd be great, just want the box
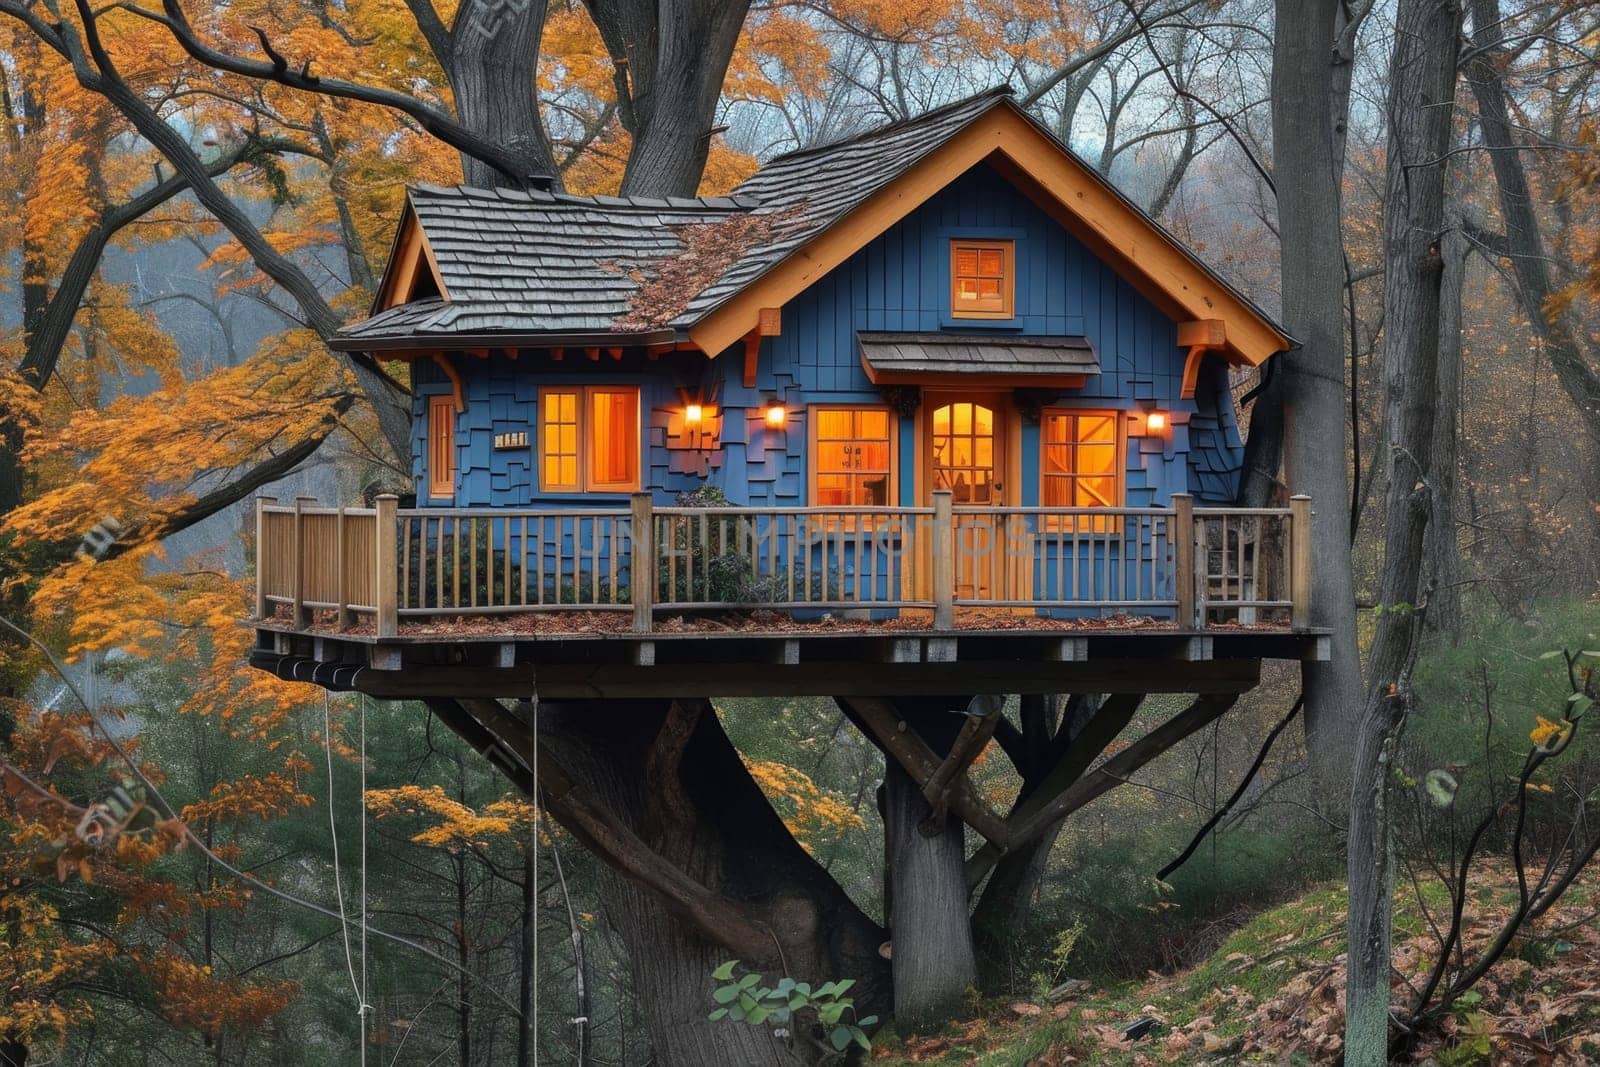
[949,239,1014,319]
[1041,410,1120,528]
[538,386,641,493]
[812,407,894,506]
[426,394,456,499]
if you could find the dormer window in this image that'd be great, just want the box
[950,239,1014,319]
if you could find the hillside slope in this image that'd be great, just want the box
[871,865,1600,1065]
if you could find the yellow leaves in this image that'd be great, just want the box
[146,954,297,1033]
[743,758,864,852]
[367,785,535,851]
[181,772,314,824]
[1530,715,1570,751]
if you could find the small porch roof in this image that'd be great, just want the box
[858,331,1100,387]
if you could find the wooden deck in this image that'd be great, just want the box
[248,619,1328,699]
[248,492,1321,699]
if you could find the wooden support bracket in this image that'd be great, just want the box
[742,330,761,388]
[1175,319,1227,399]
[430,353,467,413]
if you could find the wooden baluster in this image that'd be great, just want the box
[1290,495,1312,629]
[291,497,309,629]
[375,494,398,638]
[1172,494,1195,629]
[335,506,350,629]
[535,517,545,606]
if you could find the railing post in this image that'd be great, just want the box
[932,490,954,630]
[335,506,350,630]
[375,494,399,638]
[1290,494,1312,630]
[291,497,312,629]
[630,492,655,633]
[254,496,275,621]
[1172,493,1195,629]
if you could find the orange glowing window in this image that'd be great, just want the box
[950,239,1014,319]
[427,394,456,499]
[1042,410,1121,530]
[539,386,640,493]
[811,407,894,507]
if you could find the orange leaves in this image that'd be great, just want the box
[0,895,116,1046]
[181,771,314,825]
[367,784,535,850]
[146,954,297,1034]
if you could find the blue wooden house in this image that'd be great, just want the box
[264,86,1303,640]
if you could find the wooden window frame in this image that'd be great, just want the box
[949,238,1015,320]
[426,394,456,500]
[1039,408,1124,533]
[807,404,898,510]
[537,385,642,494]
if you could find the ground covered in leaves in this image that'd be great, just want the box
[872,863,1600,1065]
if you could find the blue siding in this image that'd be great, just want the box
[413,159,1245,511]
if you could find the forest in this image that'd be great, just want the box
[1,0,1599,1064]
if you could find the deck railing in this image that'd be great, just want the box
[253,492,1312,637]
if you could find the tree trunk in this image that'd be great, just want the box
[883,761,976,1031]
[1426,218,1469,636]
[0,1037,26,1067]
[584,0,753,197]
[1268,0,1365,793]
[447,0,561,190]
[536,699,887,1067]
[1345,2,1460,1059]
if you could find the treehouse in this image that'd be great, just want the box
[248,86,1326,702]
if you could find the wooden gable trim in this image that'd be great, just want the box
[374,201,449,312]
[687,106,1289,366]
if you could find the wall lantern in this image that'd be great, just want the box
[685,403,704,426]
[1145,410,1169,434]
[763,398,787,428]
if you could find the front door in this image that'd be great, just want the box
[927,393,1007,601]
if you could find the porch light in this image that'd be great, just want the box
[685,403,704,426]
[1145,410,1168,433]
[763,399,787,428]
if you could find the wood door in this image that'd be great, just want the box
[927,393,1007,601]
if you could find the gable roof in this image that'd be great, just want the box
[340,87,1291,365]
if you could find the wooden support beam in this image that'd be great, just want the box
[841,696,1010,849]
[757,307,782,336]
[742,330,761,388]
[966,694,1238,888]
[584,346,600,362]
[607,346,623,361]
[921,694,1006,827]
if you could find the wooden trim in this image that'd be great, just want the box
[805,404,899,507]
[375,204,449,310]
[430,353,466,413]
[742,331,760,388]
[537,384,643,494]
[948,238,1015,319]
[1176,320,1226,399]
[687,106,1290,365]
[426,395,457,500]
[757,307,782,335]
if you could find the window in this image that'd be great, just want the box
[426,394,456,499]
[538,386,641,493]
[950,239,1014,319]
[811,407,895,506]
[1041,410,1120,529]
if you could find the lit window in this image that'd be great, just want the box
[811,407,894,507]
[950,239,1014,319]
[427,394,456,499]
[538,386,640,493]
[1042,410,1120,529]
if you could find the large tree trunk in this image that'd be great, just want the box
[537,699,888,1066]
[882,760,976,1030]
[1345,2,1460,1060]
[446,0,561,190]
[1268,0,1365,792]
[583,0,752,197]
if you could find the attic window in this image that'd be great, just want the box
[950,239,1014,319]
